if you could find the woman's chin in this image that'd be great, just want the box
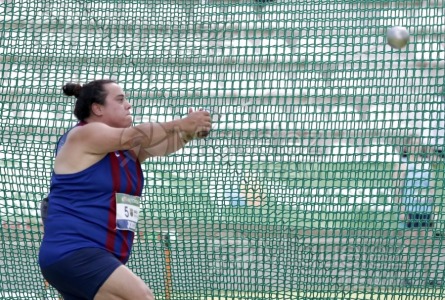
[114,118,132,128]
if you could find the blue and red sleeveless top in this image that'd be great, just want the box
[39,122,144,267]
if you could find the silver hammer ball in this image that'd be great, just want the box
[387,26,409,49]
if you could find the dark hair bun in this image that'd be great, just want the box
[62,83,82,97]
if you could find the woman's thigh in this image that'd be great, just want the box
[94,265,154,300]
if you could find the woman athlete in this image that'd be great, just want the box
[39,79,211,300]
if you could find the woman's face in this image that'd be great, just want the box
[100,83,133,128]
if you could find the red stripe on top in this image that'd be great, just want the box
[119,150,133,260]
[120,151,133,195]
[106,153,120,253]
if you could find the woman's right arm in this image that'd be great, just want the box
[67,110,211,156]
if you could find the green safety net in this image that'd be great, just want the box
[1,0,444,299]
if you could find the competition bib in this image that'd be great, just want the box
[116,193,141,232]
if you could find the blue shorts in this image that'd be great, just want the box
[40,248,122,300]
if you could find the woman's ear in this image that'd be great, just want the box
[91,103,103,116]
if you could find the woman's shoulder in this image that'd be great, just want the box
[56,122,87,154]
